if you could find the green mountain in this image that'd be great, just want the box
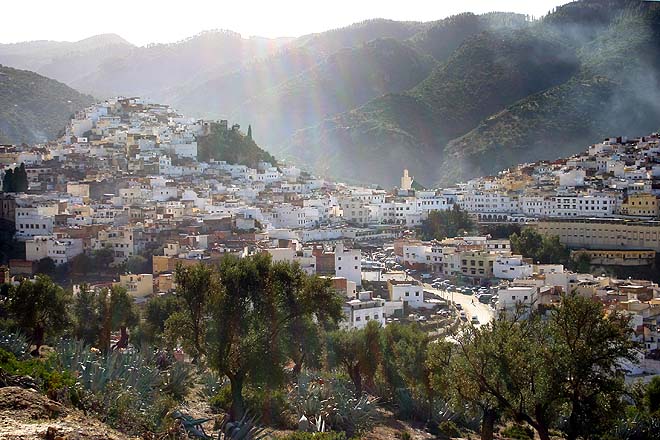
[281,0,660,186]
[230,38,436,146]
[283,27,579,183]
[0,64,94,144]
[442,1,660,183]
[172,19,433,118]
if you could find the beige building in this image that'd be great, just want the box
[115,273,154,298]
[459,251,499,280]
[571,249,656,266]
[619,193,659,218]
[535,218,660,251]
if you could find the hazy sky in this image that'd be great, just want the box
[2,0,572,46]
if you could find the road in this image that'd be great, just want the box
[422,283,495,326]
[361,270,495,326]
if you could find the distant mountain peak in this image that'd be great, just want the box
[76,33,134,47]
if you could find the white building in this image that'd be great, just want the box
[548,193,617,217]
[558,168,586,187]
[342,291,386,329]
[388,281,424,308]
[15,206,55,239]
[335,242,361,286]
[493,255,533,280]
[496,285,538,316]
[25,235,84,265]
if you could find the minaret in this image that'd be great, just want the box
[401,169,413,191]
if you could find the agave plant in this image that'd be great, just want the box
[161,361,193,401]
[55,339,162,409]
[217,412,270,440]
[0,331,29,359]
[290,371,377,437]
[199,370,228,399]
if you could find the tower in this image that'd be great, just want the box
[401,169,413,191]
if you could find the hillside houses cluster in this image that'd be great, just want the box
[1,98,660,366]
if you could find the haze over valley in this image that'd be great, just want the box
[3,0,659,187]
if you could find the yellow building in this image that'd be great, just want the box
[619,193,659,218]
[499,173,533,192]
[571,249,656,266]
[534,218,660,251]
[115,273,154,298]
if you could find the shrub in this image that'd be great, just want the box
[244,386,290,427]
[280,432,347,440]
[501,423,534,440]
[439,420,461,438]
[0,348,76,401]
[210,385,233,413]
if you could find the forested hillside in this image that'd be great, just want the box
[0,65,94,144]
[283,0,660,185]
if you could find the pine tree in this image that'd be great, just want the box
[247,124,252,140]
[15,163,28,193]
[2,168,14,193]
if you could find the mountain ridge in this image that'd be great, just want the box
[0,64,94,145]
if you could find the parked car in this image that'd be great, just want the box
[471,316,480,324]
[455,303,463,311]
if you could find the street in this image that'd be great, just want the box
[422,283,495,326]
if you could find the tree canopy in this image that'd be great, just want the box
[418,205,475,240]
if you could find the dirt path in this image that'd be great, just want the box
[0,387,135,440]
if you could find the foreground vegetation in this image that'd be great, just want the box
[0,254,658,439]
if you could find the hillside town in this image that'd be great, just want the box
[1,97,659,382]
